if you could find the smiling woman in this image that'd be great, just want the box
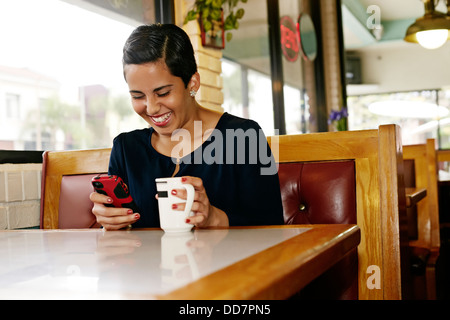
[89,24,285,230]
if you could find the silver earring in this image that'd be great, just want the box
[190,90,197,98]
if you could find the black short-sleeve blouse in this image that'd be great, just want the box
[108,112,284,228]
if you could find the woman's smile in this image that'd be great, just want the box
[149,111,173,127]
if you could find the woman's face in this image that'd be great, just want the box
[124,61,199,137]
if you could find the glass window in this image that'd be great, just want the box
[5,94,20,119]
[247,69,275,136]
[222,0,310,136]
[222,59,244,118]
[222,58,276,136]
[284,85,306,134]
[222,0,275,135]
[0,0,145,151]
[347,89,450,148]
[279,1,309,135]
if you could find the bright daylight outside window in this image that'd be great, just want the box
[347,89,450,148]
[0,0,146,151]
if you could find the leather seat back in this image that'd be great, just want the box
[278,160,358,299]
[58,174,101,229]
[278,160,357,225]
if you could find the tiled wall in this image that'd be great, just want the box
[182,15,224,113]
[0,163,41,229]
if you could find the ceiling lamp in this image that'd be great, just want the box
[404,0,450,49]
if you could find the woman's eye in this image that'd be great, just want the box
[157,91,170,97]
[131,95,145,100]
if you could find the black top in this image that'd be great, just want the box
[108,112,284,228]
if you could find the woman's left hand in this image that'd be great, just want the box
[171,176,229,228]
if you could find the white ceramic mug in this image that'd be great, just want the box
[155,177,195,233]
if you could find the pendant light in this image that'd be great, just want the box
[404,0,450,49]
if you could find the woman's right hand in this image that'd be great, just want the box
[90,192,140,230]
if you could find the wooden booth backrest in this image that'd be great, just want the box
[40,148,111,229]
[267,124,407,300]
[403,139,440,299]
[437,149,450,165]
[403,139,440,250]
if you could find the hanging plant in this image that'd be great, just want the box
[184,0,247,43]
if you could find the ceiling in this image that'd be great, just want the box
[343,0,449,50]
[222,0,450,91]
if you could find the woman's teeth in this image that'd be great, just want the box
[152,112,172,123]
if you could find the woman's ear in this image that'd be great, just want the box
[189,72,201,93]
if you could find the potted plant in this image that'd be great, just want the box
[184,0,247,48]
[328,107,348,131]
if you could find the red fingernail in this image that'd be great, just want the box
[134,214,140,220]
[172,204,178,209]
[107,198,113,203]
[171,189,177,195]
[186,219,191,223]
[181,177,187,182]
[127,209,133,214]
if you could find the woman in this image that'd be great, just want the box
[90,24,284,230]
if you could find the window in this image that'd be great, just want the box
[0,0,146,151]
[222,59,244,119]
[5,94,20,119]
[347,89,450,148]
[222,59,276,136]
[222,0,311,137]
[221,0,274,135]
[284,85,309,134]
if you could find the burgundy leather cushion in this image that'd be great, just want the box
[278,160,358,299]
[278,161,357,225]
[58,174,101,229]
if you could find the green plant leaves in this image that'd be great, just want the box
[210,8,222,20]
[236,8,244,19]
[184,0,246,42]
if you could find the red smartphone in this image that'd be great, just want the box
[91,175,139,213]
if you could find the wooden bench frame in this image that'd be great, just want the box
[437,149,450,164]
[40,148,111,229]
[268,124,407,300]
[41,125,409,299]
[403,139,440,299]
[437,149,450,229]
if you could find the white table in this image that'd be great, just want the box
[0,225,360,299]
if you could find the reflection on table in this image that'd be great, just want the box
[0,225,360,299]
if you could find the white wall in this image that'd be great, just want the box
[0,163,41,229]
[350,40,450,95]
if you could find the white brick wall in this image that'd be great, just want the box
[0,163,41,229]
[182,18,224,113]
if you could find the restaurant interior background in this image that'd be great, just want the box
[0,0,449,154]
[1,0,449,299]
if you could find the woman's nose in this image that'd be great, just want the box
[145,96,160,115]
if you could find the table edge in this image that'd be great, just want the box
[154,224,360,300]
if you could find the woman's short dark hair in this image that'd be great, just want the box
[123,24,197,88]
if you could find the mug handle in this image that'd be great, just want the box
[181,184,195,217]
